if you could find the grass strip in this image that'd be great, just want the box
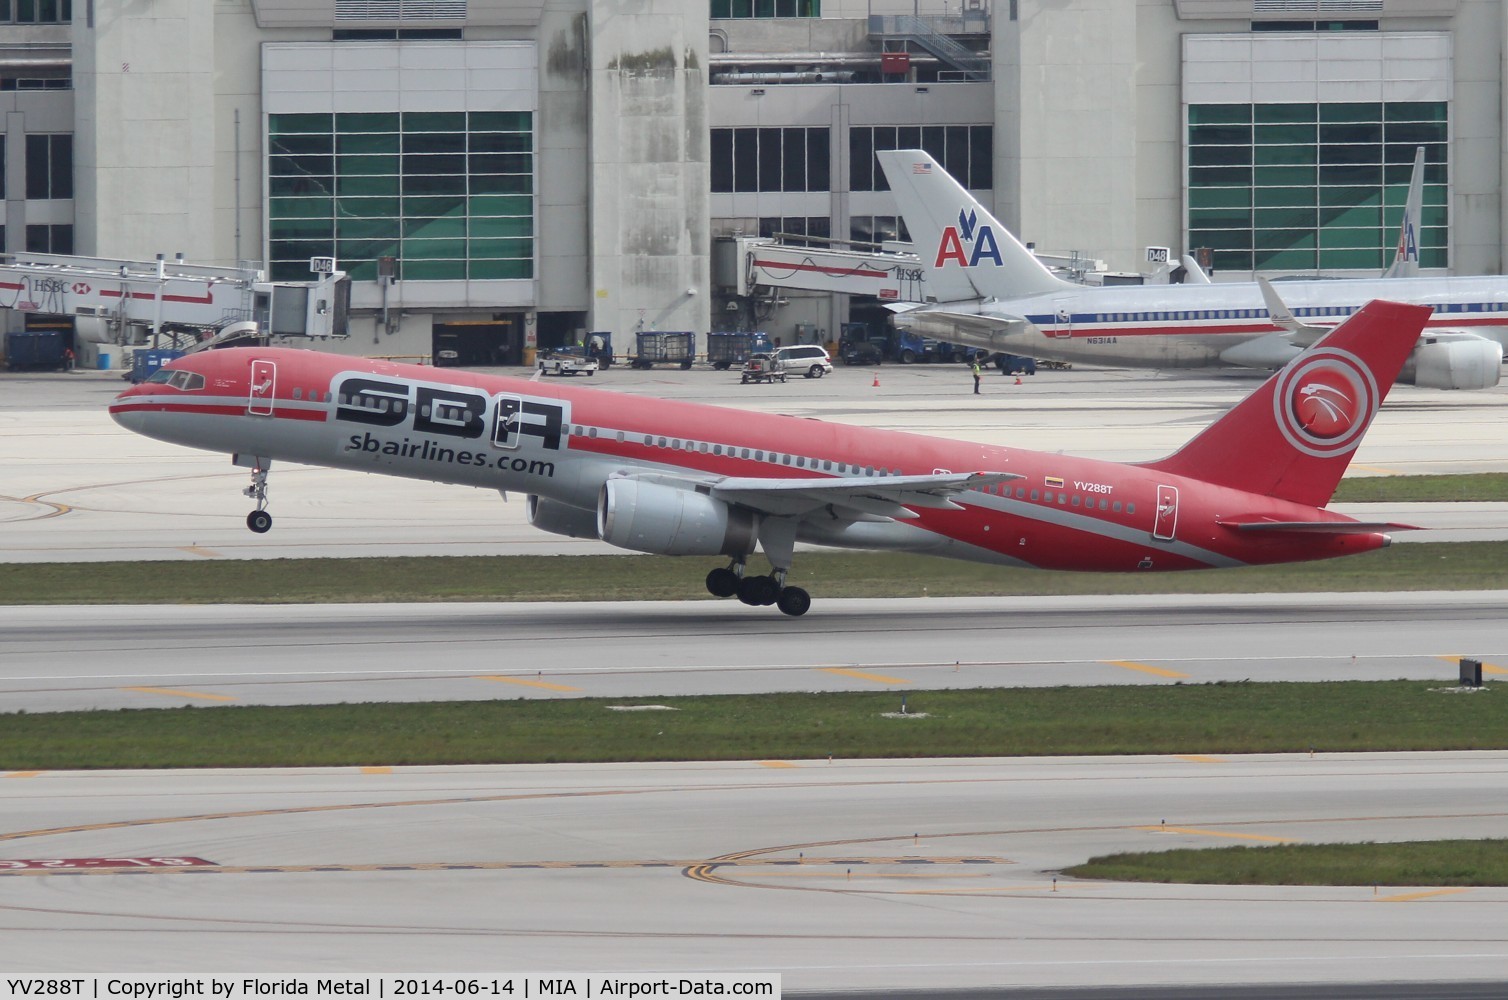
[4,541,1508,606]
[1332,472,1508,502]
[1064,840,1508,886]
[1,681,1501,771]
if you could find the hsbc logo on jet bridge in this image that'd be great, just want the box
[334,373,568,472]
[935,208,1003,269]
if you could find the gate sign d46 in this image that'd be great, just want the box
[309,256,336,274]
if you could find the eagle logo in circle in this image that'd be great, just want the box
[1271,349,1379,458]
[1293,370,1359,439]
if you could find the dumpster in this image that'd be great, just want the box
[4,330,67,371]
[629,331,696,370]
[130,349,186,383]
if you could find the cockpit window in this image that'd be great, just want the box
[151,370,206,390]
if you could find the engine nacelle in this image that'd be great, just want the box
[1404,336,1503,390]
[597,478,757,556]
[525,495,599,540]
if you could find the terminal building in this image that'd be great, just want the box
[0,0,1502,365]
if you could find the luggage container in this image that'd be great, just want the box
[629,331,696,370]
[4,330,67,371]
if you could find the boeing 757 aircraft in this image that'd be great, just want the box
[876,149,1504,389]
[112,299,1428,616]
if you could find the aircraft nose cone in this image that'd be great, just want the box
[109,387,149,433]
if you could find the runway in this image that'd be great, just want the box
[5,365,1508,995]
[2,753,1506,993]
[3,594,1505,712]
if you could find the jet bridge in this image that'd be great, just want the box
[725,236,1111,303]
[0,252,349,354]
[730,237,928,302]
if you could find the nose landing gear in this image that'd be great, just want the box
[238,455,272,533]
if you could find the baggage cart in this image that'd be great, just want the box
[630,331,696,370]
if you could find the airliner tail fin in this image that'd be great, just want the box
[1144,300,1431,507]
[876,149,1072,302]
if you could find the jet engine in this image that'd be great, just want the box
[597,478,757,556]
[1402,335,1503,390]
[525,495,599,539]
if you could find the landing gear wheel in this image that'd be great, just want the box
[241,462,272,534]
[706,567,739,598]
[776,586,811,617]
[737,575,779,606]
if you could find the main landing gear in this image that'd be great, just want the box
[239,456,273,533]
[705,560,812,617]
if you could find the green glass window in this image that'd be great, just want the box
[338,132,400,155]
[469,215,531,238]
[269,110,535,281]
[1186,100,1447,273]
[269,114,333,134]
[1254,104,1315,124]
[402,260,467,280]
[270,197,333,219]
[339,155,400,176]
[1188,104,1250,125]
[469,258,532,279]
[469,238,532,259]
[405,216,467,239]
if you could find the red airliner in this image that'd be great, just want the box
[110,300,1430,616]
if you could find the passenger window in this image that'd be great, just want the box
[1127,502,1136,514]
[1113,501,1122,512]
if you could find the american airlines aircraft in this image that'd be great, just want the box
[111,300,1428,616]
[876,150,1505,389]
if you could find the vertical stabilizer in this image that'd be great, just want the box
[1143,300,1431,507]
[1383,146,1425,279]
[876,150,1073,302]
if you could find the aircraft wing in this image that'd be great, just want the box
[1256,277,1332,346]
[710,471,1024,521]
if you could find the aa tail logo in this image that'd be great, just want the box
[1272,348,1379,457]
[935,207,1004,269]
[1395,219,1418,262]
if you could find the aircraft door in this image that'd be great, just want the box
[1152,484,1178,541]
[1049,299,1074,340]
[248,360,276,416]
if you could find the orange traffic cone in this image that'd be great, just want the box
[1014,375,1022,385]
[872,372,880,387]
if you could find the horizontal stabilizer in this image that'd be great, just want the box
[1217,518,1422,534]
[890,308,1032,352]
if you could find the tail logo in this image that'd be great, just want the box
[1395,219,1417,262]
[1271,348,1380,458]
[935,207,1004,269]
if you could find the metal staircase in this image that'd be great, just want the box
[868,13,991,82]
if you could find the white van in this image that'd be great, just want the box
[771,345,834,379]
